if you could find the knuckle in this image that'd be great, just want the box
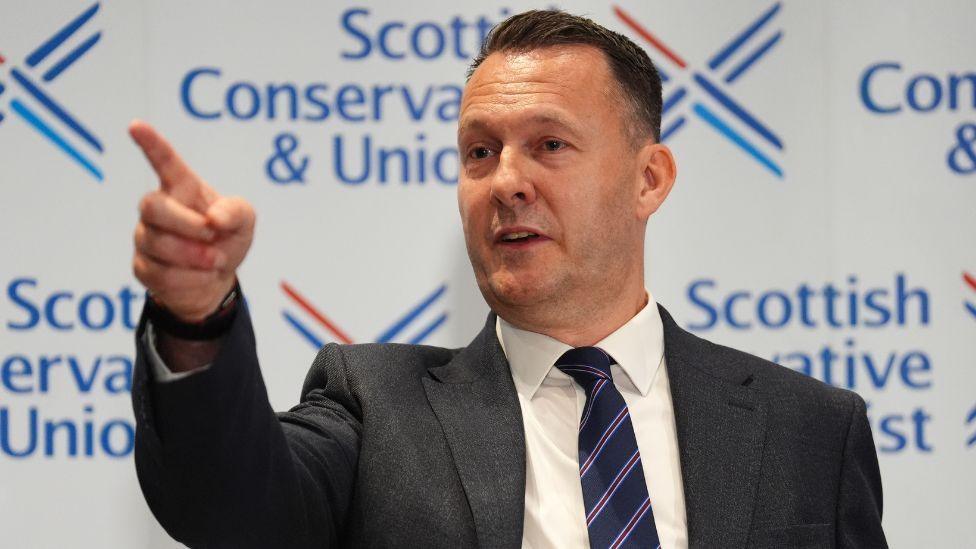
[242,198,257,216]
[140,192,162,221]
[138,194,152,217]
[230,197,256,229]
[133,255,157,287]
[133,223,145,247]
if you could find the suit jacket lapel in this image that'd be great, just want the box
[423,313,525,549]
[659,305,768,549]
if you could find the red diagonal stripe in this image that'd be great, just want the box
[0,53,5,64]
[610,497,652,549]
[586,450,641,524]
[613,5,687,69]
[579,407,629,476]
[964,272,976,292]
[281,281,354,345]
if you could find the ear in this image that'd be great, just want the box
[635,142,676,220]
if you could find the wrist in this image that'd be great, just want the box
[146,280,241,340]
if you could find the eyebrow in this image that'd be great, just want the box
[457,112,586,140]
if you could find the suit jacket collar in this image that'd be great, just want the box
[659,304,768,548]
[424,313,526,548]
[423,306,767,549]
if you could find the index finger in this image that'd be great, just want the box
[129,119,208,211]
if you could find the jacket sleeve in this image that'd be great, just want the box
[131,299,361,548]
[835,393,888,548]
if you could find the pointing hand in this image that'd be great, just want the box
[130,120,256,322]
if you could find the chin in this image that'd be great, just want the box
[484,270,559,310]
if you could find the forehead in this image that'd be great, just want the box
[459,45,615,132]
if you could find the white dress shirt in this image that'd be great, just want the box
[147,294,688,547]
[144,323,208,382]
[497,294,688,549]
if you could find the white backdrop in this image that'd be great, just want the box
[1,1,974,547]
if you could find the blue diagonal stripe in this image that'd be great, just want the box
[587,450,641,525]
[660,116,686,142]
[11,68,103,153]
[26,3,100,67]
[692,102,782,178]
[725,31,782,84]
[10,98,103,181]
[376,284,447,343]
[43,32,101,82]
[707,2,781,70]
[967,406,976,447]
[657,66,670,83]
[0,111,5,124]
[662,87,687,116]
[965,301,976,320]
[282,310,326,349]
[580,406,630,476]
[0,81,5,95]
[609,496,653,547]
[407,312,448,344]
[693,72,783,150]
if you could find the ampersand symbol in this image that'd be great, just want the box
[947,122,976,175]
[266,132,309,184]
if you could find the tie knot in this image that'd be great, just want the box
[555,346,615,386]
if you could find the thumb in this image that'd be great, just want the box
[206,196,255,233]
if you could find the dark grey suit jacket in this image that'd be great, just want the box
[132,302,886,548]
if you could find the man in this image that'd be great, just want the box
[130,10,886,549]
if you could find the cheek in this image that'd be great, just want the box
[557,184,631,255]
[550,187,603,237]
[457,184,477,224]
[457,186,489,244]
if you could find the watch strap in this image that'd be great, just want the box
[146,281,241,341]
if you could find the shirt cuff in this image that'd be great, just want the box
[143,320,211,382]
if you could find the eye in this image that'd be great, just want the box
[543,139,566,152]
[469,146,495,160]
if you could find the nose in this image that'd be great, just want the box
[490,148,537,209]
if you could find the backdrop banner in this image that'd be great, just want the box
[1,1,973,546]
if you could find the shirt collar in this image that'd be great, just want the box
[496,292,665,399]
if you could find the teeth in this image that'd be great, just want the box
[502,231,537,241]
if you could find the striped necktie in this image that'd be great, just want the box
[556,346,661,549]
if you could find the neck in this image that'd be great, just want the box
[501,283,649,347]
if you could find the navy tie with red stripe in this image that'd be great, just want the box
[556,347,661,549]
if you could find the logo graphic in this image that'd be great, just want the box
[966,404,976,449]
[280,281,448,349]
[614,2,785,178]
[0,3,104,181]
[964,271,976,320]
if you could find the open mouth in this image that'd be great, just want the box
[500,231,541,243]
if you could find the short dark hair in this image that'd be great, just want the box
[468,10,663,142]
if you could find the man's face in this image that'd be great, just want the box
[457,45,649,324]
